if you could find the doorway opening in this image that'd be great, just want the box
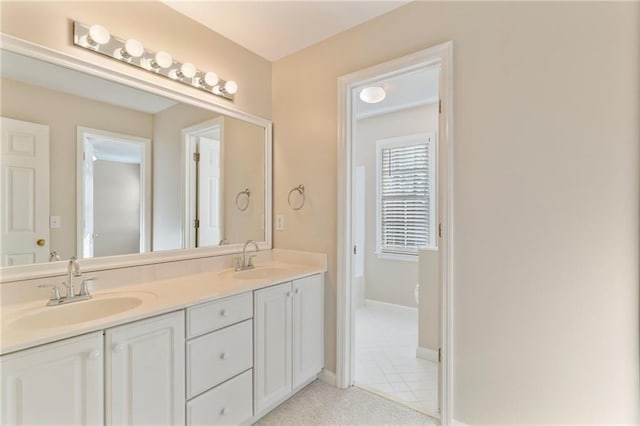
[337,42,454,423]
[76,127,151,259]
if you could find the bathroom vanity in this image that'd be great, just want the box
[1,259,325,425]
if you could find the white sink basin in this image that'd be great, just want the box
[226,267,291,280]
[7,292,156,330]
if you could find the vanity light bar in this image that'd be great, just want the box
[73,22,238,101]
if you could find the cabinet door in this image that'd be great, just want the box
[292,274,324,388]
[254,282,292,415]
[106,311,185,426]
[1,332,103,426]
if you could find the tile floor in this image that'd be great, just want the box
[354,301,438,415]
[256,380,437,425]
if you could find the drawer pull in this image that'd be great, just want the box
[220,407,226,415]
[87,350,101,360]
[220,352,227,360]
[113,344,125,354]
[220,309,227,317]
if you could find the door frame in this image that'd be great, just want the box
[336,41,454,423]
[76,126,152,258]
[181,117,224,249]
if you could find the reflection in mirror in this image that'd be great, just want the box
[0,49,268,266]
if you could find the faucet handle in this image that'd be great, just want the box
[80,277,97,296]
[39,284,61,301]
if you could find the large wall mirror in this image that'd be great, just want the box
[0,39,271,278]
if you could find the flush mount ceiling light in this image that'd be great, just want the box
[73,22,237,101]
[359,86,386,104]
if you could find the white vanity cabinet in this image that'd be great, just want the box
[185,293,254,426]
[254,274,324,416]
[105,311,185,426]
[0,331,104,426]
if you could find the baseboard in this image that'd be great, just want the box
[416,346,438,362]
[452,419,469,426]
[318,368,336,386]
[365,298,417,313]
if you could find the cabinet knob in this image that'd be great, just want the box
[220,352,227,360]
[113,343,126,353]
[219,407,226,416]
[286,291,291,297]
[220,309,227,317]
[87,350,101,360]
[295,288,300,294]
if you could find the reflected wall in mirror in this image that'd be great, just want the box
[0,49,268,266]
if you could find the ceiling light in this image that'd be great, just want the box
[200,72,219,88]
[359,86,386,104]
[87,25,110,46]
[223,80,238,95]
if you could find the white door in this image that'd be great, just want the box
[197,136,221,247]
[254,282,292,415]
[105,311,185,426]
[0,117,49,266]
[352,165,366,308]
[292,274,324,388]
[1,332,104,425]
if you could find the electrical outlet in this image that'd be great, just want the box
[276,214,285,231]
[50,216,61,229]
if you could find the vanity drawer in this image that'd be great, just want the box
[187,319,253,398]
[187,369,253,426]
[187,292,253,338]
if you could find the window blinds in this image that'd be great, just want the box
[380,142,431,253]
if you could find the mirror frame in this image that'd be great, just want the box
[0,33,273,283]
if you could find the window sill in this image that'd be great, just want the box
[375,251,419,262]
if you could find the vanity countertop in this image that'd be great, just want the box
[0,261,325,356]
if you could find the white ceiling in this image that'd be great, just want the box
[0,50,177,114]
[354,67,440,120]
[162,1,410,61]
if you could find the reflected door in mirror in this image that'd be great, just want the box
[0,117,50,266]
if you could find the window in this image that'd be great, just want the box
[376,133,436,258]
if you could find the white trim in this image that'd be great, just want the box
[355,96,439,120]
[416,347,439,363]
[76,127,152,259]
[364,298,417,313]
[0,33,273,284]
[452,420,470,426]
[337,41,454,425]
[374,251,418,262]
[317,369,337,387]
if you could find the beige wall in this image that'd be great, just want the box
[273,2,639,424]
[0,1,272,120]
[354,104,438,308]
[0,78,153,260]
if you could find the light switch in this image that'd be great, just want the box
[50,216,61,229]
[276,214,285,231]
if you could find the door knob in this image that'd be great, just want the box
[36,239,46,246]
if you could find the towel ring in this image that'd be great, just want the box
[235,188,250,211]
[288,184,305,210]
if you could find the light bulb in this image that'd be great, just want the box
[359,86,386,104]
[179,62,196,79]
[88,25,110,46]
[200,71,219,87]
[124,39,144,58]
[224,80,238,95]
[152,51,172,69]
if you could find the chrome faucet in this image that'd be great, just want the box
[39,257,96,306]
[66,256,81,297]
[236,240,259,271]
